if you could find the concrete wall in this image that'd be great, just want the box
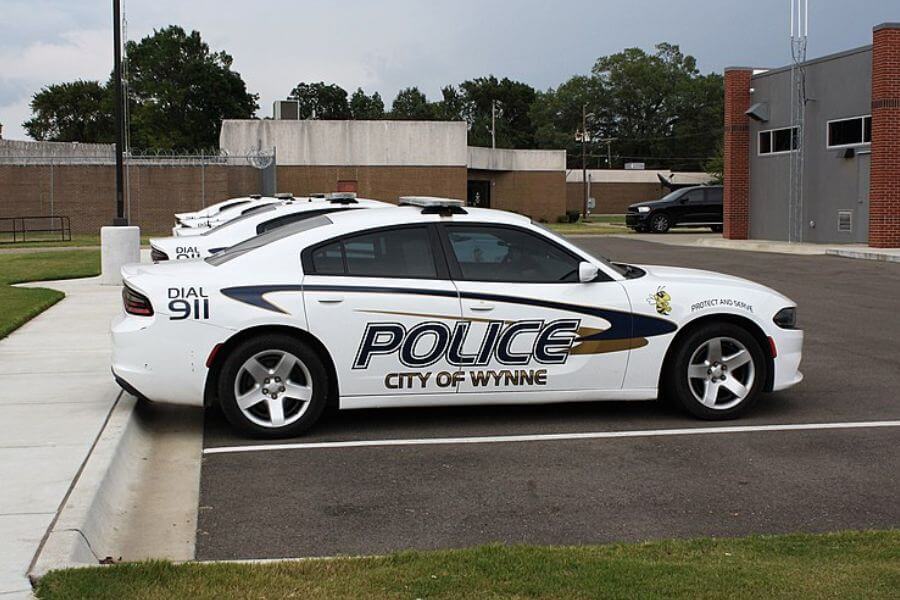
[0,139,114,161]
[748,47,873,243]
[278,165,467,205]
[467,146,566,171]
[221,120,468,167]
[0,165,260,235]
[566,181,664,214]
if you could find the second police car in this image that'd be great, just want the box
[112,197,803,437]
[150,194,389,261]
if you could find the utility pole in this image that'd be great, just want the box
[581,103,588,219]
[491,100,496,150]
[112,0,126,225]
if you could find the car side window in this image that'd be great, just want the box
[445,225,580,283]
[308,226,438,278]
[683,190,705,203]
[705,188,723,203]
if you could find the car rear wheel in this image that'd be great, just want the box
[665,322,766,420]
[649,212,671,233]
[218,334,328,437]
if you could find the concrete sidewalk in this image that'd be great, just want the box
[595,232,900,261]
[0,277,122,599]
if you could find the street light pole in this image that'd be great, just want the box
[112,0,127,225]
[581,103,588,219]
[491,100,496,150]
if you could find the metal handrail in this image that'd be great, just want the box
[0,216,72,244]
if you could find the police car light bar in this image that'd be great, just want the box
[327,192,358,204]
[399,196,467,215]
[275,193,294,200]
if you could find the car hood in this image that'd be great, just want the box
[635,264,787,298]
[629,199,668,210]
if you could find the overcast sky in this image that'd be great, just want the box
[0,0,896,141]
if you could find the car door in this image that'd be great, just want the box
[302,224,463,400]
[704,187,724,224]
[677,188,709,224]
[439,223,632,395]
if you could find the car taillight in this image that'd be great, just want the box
[123,285,154,316]
[151,247,169,262]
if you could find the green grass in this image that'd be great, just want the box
[0,233,158,248]
[35,531,900,599]
[0,250,100,339]
[547,215,628,235]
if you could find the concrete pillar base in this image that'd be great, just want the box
[100,226,141,286]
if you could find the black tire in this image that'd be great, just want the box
[710,225,723,233]
[218,334,329,438]
[664,322,767,420]
[649,212,671,233]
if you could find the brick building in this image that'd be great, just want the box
[565,169,713,215]
[724,22,900,247]
[220,119,568,223]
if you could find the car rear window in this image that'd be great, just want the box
[201,205,278,236]
[206,215,333,265]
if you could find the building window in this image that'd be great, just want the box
[758,126,799,155]
[827,115,871,148]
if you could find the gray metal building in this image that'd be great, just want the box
[747,46,872,244]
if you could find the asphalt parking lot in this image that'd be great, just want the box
[196,237,900,560]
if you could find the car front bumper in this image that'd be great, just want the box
[625,212,649,228]
[771,328,804,391]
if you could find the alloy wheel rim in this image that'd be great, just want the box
[653,215,668,231]
[687,336,755,410]
[233,350,313,428]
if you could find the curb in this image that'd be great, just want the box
[28,392,138,579]
[826,248,900,263]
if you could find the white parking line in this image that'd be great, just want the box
[203,420,900,455]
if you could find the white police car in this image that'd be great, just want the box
[150,195,390,261]
[112,197,803,437]
[173,195,286,236]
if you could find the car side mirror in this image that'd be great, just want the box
[578,261,600,283]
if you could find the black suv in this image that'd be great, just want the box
[625,185,723,233]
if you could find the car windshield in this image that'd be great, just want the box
[201,205,278,236]
[530,221,629,277]
[206,215,333,265]
[658,188,686,202]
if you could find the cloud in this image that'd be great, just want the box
[0,29,111,139]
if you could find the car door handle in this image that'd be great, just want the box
[317,296,344,304]
[469,303,494,312]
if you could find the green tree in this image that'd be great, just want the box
[288,82,350,120]
[349,88,384,119]
[431,85,466,121]
[125,26,258,149]
[589,43,723,170]
[390,87,433,120]
[23,26,258,149]
[24,80,115,142]
[530,75,608,164]
[460,76,537,149]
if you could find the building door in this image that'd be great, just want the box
[856,153,870,243]
[467,180,491,208]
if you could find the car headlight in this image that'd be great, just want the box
[637,206,650,213]
[773,307,797,329]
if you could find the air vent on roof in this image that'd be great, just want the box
[837,210,852,232]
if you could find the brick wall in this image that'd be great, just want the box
[277,165,467,207]
[723,68,752,239]
[467,169,566,222]
[870,23,900,248]
[566,181,664,215]
[0,165,261,235]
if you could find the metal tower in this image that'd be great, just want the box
[788,0,809,242]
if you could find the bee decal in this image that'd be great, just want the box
[647,286,672,315]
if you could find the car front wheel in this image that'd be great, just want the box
[649,212,671,233]
[666,322,767,420]
[218,334,329,437]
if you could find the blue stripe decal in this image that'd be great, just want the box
[221,283,677,339]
